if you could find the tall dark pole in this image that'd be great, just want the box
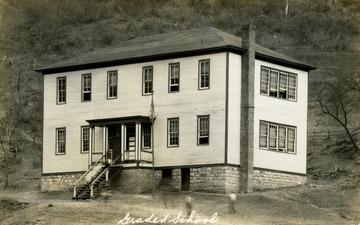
[150,90,156,196]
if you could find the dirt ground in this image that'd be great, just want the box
[0,181,359,225]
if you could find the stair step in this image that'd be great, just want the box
[73,166,122,199]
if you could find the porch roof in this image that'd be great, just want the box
[86,116,151,126]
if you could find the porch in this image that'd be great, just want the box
[86,116,153,168]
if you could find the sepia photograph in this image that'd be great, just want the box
[0,0,359,224]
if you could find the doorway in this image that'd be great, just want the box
[181,168,190,191]
[107,124,121,164]
[124,125,136,162]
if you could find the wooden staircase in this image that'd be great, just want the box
[73,163,122,200]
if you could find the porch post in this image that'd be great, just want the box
[88,126,94,167]
[103,125,108,163]
[121,124,126,161]
[135,122,141,162]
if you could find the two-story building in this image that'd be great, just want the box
[36,26,315,194]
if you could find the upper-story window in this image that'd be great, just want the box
[57,77,66,104]
[259,121,296,154]
[107,71,117,99]
[169,63,180,92]
[199,59,210,89]
[142,66,153,95]
[168,118,179,147]
[197,115,210,145]
[56,127,66,155]
[260,66,297,101]
[82,74,91,102]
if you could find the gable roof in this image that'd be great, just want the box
[36,27,316,74]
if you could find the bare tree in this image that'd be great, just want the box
[317,74,360,153]
[0,57,29,188]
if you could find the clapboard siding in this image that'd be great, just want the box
[43,53,228,173]
[227,53,242,165]
[253,60,308,174]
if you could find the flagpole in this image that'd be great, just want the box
[150,90,155,196]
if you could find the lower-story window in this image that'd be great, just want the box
[168,118,179,147]
[259,121,296,154]
[81,126,90,153]
[56,128,66,155]
[142,124,151,148]
[197,115,210,145]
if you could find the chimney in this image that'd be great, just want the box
[240,24,255,193]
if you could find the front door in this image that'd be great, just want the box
[124,125,136,162]
[108,125,121,164]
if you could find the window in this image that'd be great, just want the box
[260,68,269,95]
[287,127,296,153]
[82,74,91,101]
[57,77,66,104]
[197,115,210,145]
[199,60,210,89]
[143,66,153,95]
[162,169,173,179]
[168,118,179,147]
[259,122,269,148]
[269,70,279,97]
[142,124,151,148]
[260,66,297,101]
[288,74,297,100]
[107,71,117,99]
[259,121,296,154]
[81,126,90,153]
[169,63,180,92]
[56,128,66,155]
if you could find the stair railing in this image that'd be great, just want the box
[89,166,110,198]
[73,155,105,198]
[112,153,122,165]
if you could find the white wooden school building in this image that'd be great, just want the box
[36,26,316,194]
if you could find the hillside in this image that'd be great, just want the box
[0,0,359,188]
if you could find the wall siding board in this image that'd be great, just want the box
[43,53,227,173]
[253,60,308,174]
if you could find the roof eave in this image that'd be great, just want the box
[255,52,316,71]
[35,46,246,75]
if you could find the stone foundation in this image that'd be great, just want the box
[253,169,307,190]
[41,173,83,191]
[190,166,240,193]
[41,167,307,193]
[113,168,162,193]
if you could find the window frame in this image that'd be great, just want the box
[56,128,66,155]
[57,77,66,104]
[168,63,180,93]
[197,115,210,145]
[167,118,179,148]
[142,123,152,149]
[142,66,153,96]
[259,121,297,154]
[81,126,90,153]
[81,73,92,102]
[198,59,210,90]
[107,70,118,99]
[260,66,297,101]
